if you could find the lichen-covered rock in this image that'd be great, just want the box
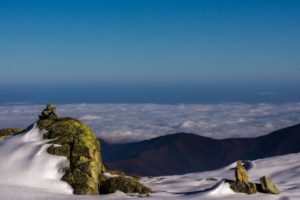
[260,176,280,194]
[99,176,152,194]
[225,179,257,194]
[0,128,23,141]
[37,117,103,195]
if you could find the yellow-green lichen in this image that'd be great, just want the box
[38,117,102,195]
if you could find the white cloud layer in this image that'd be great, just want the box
[0,103,300,143]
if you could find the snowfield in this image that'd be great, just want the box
[0,125,300,199]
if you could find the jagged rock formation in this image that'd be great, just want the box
[0,128,23,141]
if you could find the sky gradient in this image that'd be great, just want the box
[0,0,299,103]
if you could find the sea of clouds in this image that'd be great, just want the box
[0,103,300,143]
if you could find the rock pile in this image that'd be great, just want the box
[39,103,58,120]
[225,160,280,195]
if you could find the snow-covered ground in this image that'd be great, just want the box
[0,124,299,199]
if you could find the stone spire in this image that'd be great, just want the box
[235,160,249,183]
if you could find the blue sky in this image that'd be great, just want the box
[0,0,299,103]
[0,0,299,83]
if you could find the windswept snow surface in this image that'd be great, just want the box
[0,124,73,194]
[0,129,300,200]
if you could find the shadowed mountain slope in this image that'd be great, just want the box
[101,124,300,176]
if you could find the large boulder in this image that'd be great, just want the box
[37,117,103,195]
[0,128,23,141]
[260,176,280,194]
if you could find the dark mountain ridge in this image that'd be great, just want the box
[101,123,300,176]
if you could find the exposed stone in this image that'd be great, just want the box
[99,176,152,194]
[37,116,103,195]
[225,179,257,194]
[224,160,257,194]
[0,128,23,141]
[235,160,249,183]
[260,176,280,194]
[226,161,280,195]
[39,103,58,120]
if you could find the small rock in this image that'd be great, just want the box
[39,103,58,120]
[260,176,280,194]
[206,178,218,181]
[225,179,257,194]
[99,176,152,194]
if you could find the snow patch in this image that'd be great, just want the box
[206,181,235,196]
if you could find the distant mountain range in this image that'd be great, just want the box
[101,123,300,176]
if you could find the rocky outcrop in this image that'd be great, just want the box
[0,128,23,141]
[37,117,103,195]
[99,176,152,194]
[36,104,151,195]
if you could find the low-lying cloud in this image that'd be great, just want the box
[0,103,300,143]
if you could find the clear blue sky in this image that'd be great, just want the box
[0,0,299,84]
[0,0,299,104]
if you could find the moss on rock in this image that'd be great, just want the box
[99,176,152,194]
[0,128,23,141]
[37,117,103,195]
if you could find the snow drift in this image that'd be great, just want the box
[0,124,73,194]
